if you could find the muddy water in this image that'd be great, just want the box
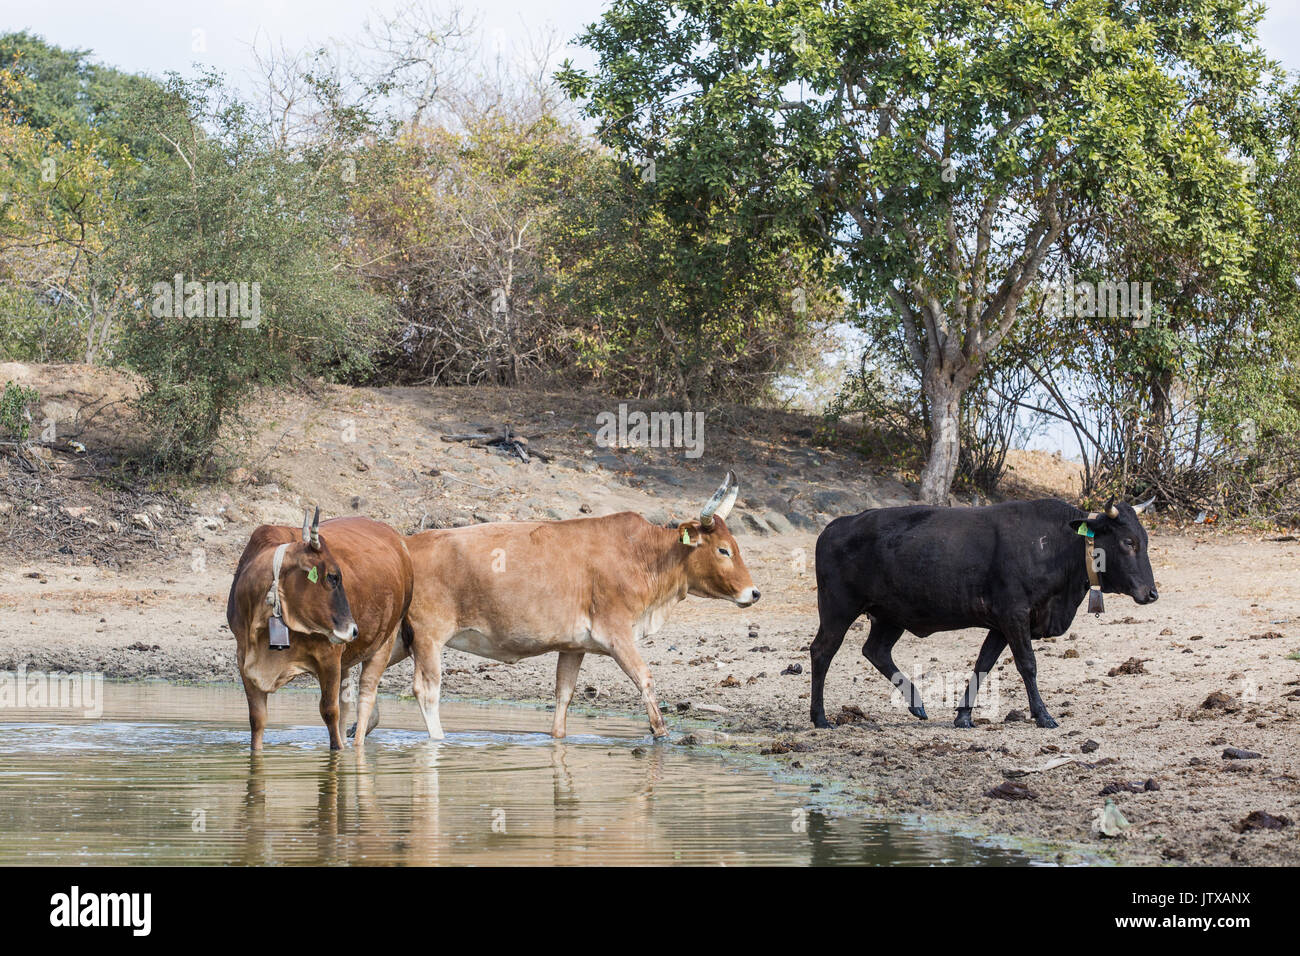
[0,682,1042,865]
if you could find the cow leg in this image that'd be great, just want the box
[245,684,268,752]
[551,652,585,739]
[810,608,856,729]
[954,630,1007,728]
[318,660,344,750]
[608,635,668,738]
[412,642,445,741]
[348,637,411,738]
[1004,623,1057,728]
[341,665,357,728]
[862,621,926,720]
[342,665,377,740]
[351,647,390,748]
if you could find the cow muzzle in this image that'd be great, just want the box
[735,587,760,607]
[1134,585,1159,605]
[330,622,359,645]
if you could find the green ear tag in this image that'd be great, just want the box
[680,528,691,545]
[307,566,319,584]
[1076,524,1094,538]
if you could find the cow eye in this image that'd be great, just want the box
[328,572,341,586]
[717,547,732,557]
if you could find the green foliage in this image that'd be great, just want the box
[551,157,840,405]
[350,115,836,401]
[111,72,394,472]
[0,380,38,442]
[0,34,150,365]
[0,288,84,363]
[0,31,159,156]
[560,0,1272,502]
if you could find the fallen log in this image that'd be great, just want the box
[440,424,553,463]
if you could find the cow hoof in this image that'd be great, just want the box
[953,712,973,729]
[1035,715,1059,729]
[908,704,928,720]
[812,716,834,729]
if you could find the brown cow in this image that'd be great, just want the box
[226,510,413,750]
[376,472,758,740]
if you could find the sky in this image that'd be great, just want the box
[0,0,611,84]
[8,0,1293,85]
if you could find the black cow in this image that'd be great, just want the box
[809,497,1157,730]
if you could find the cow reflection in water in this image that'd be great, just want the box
[234,737,679,865]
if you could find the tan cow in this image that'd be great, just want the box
[226,510,414,750]
[381,472,758,740]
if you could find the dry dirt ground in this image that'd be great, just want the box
[2,363,1298,866]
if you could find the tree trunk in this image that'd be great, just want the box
[919,367,965,505]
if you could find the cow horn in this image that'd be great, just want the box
[1133,496,1156,515]
[310,507,321,550]
[301,509,312,543]
[700,471,738,529]
[1105,499,1119,519]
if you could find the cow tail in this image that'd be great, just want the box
[400,618,415,650]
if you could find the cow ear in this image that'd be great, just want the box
[1068,517,1100,538]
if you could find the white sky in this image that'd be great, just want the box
[0,0,608,83]
[5,0,1295,85]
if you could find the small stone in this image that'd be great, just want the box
[1234,811,1292,833]
[1108,657,1148,676]
[1081,739,1100,754]
[836,703,868,725]
[1100,780,1144,795]
[762,511,795,535]
[1092,799,1130,838]
[985,781,1037,801]
[1222,747,1262,760]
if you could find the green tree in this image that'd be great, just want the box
[113,71,394,472]
[0,37,147,363]
[560,0,1269,502]
[552,157,838,406]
